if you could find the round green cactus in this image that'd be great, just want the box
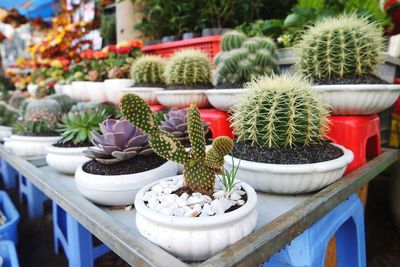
[0,102,19,127]
[130,55,166,85]
[295,13,384,79]
[24,99,62,120]
[231,74,329,148]
[221,30,247,52]
[164,49,212,87]
[215,36,279,86]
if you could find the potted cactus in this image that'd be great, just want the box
[75,118,177,206]
[226,74,354,194]
[123,55,166,105]
[155,49,213,108]
[4,100,62,157]
[120,93,257,261]
[0,103,19,141]
[296,13,400,115]
[206,31,279,112]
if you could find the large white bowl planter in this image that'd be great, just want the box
[0,126,12,141]
[224,144,354,194]
[135,175,258,261]
[104,79,134,104]
[155,90,210,108]
[45,145,89,175]
[85,82,106,103]
[313,84,400,115]
[205,89,248,111]
[27,83,38,97]
[61,84,73,98]
[122,87,163,105]
[75,160,177,206]
[71,81,91,101]
[4,135,61,157]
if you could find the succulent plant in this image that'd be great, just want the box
[24,99,61,121]
[84,119,153,164]
[295,13,384,79]
[130,55,166,86]
[214,36,279,86]
[231,74,329,148]
[45,94,76,113]
[58,109,109,145]
[0,102,19,127]
[121,94,233,196]
[164,49,212,87]
[70,101,121,119]
[221,30,247,52]
[12,112,59,136]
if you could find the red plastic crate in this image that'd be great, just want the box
[142,36,221,59]
[200,109,233,139]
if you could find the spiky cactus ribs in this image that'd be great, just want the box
[121,93,233,196]
[130,55,166,86]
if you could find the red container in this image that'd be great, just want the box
[200,109,233,139]
[142,36,221,59]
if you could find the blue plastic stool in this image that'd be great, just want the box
[0,241,20,267]
[18,174,48,219]
[0,191,19,244]
[0,158,18,189]
[53,202,110,267]
[264,194,366,267]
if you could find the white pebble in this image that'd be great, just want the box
[237,190,246,195]
[151,184,163,193]
[163,187,173,194]
[202,203,215,216]
[191,210,200,217]
[175,197,187,208]
[180,193,189,200]
[187,196,204,206]
[165,194,177,203]
[160,207,173,216]
[193,204,202,213]
[192,192,202,197]
[213,190,226,198]
[229,191,241,201]
[237,200,245,206]
[125,205,132,211]
[173,207,185,216]
[159,180,169,188]
[142,191,153,201]
[199,212,209,217]
[203,195,212,203]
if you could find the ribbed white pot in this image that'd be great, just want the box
[224,144,354,194]
[135,175,258,261]
[104,79,134,104]
[4,135,61,157]
[313,84,400,115]
[71,81,92,101]
[122,87,163,105]
[45,145,89,175]
[85,82,106,103]
[155,89,210,108]
[205,89,248,111]
[0,126,12,141]
[75,160,177,206]
[61,84,73,98]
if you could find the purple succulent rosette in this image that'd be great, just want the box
[84,119,153,164]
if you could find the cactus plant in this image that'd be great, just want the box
[231,74,329,148]
[164,49,212,88]
[295,13,384,79]
[221,30,247,52]
[0,102,19,127]
[215,36,279,86]
[121,93,233,196]
[24,99,61,121]
[12,112,59,136]
[45,94,76,113]
[130,55,166,86]
[9,95,26,110]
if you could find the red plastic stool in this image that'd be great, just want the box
[200,109,233,139]
[150,105,166,112]
[327,115,381,174]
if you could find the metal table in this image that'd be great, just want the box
[0,145,398,267]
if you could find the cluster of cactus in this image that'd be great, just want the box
[130,55,166,86]
[70,101,121,119]
[295,13,384,79]
[164,49,212,87]
[24,99,61,121]
[9,95,26,110]
[45,94,76,113]
[231,74,329,148]
[214,32,279,86]
[0,102,19,127]
[121,94,233,196]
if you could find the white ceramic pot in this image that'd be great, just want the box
[85,82,106,103]
[27,83,38,97]
[205,89,248,111]
[313,84,400,115]
[4,135,61,157]
[71,81,91,101]
[135,175,258,261]
[54,83,63,94]
[224,144,354,194]
[75,160,177,206]
[61,84,73,98]
[389,34,400,58]
[122,87,163,105]
[0,126,12,141]
[45,145,90,175]
[104,79,134,104]
[155,89,210,108]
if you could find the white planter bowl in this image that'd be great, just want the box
[224,144,354,194]
[0,126,12,141]
[75,160,177,206]
[27,83,38,97]
[122,87,163,105]
[313,84,400,115]
[4,135,61,157]
[205,89,248,111]
[135,175,258,261]
[45,145,90,175]
[104,79,134,104]
[71,81,91,101]
[155,89,210,108]
[61,84,73,98]
[85,82,106,103]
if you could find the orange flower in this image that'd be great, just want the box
[93,51,108,59]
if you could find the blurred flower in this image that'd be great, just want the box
[116,47,131,54]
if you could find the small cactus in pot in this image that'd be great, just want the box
[130,55,166,87]
[0,102,19,127]
[221,30,247,52]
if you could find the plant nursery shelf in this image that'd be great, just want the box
[0,145,397,267]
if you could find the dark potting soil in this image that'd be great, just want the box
[312,74,388,85]
[132,83,165,88]
[83,154,166,175]
[165,83,213,90]
[53,140,93,148]
[214,83,243,89]
[17,132,59,137]
[232,140,343,164]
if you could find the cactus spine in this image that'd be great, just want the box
[130,55,166,85]
[24,99,61,120]
[121,94,233,196]
[221,31,247,52]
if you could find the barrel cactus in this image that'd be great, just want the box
[221,30,247,52]
[295,13,384,79]
[130,55,166,86]
[0,103,19,127]
[24,99,61,121]
[231,74,329,148]
[121,94,233,196]
[46,94,76,113]
[164,49,212,87]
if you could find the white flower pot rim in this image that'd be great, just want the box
[5,135,61,141]
[122,87,164,92]
[227,143,353,174]
[313,84,400,91]
[0,126,11,130]
[205,88,248,95]
[135,175,257,227]
[104,78,134,82]
[45,144,90,155]
[156,89,210,94]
